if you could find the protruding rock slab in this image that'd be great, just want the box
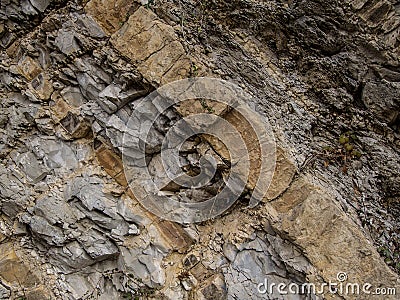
[110,7,191,85]
[264,147,297,200]
[0,242,51,299]
[270,177,400,299]
[17,56,42,80]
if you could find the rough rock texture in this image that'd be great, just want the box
[0,0,400,299]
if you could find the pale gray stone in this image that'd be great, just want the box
[54,29,80,55]
[29,0,50,12]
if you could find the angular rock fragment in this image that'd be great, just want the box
[95,142,125,178]
[60,86,85,107]
[60,111,90,138]
[12,151,49,183]
[30,0,51,12]
[17,56,42,80]
[74,14,106,39]
[362,79,400,125]
[54,29,81,56]
[30,136,79,173]
[33,193,84,226]
[28,73,54,100]
[77,229,119,261]
[49,241,95,272]
[98,83,148,114]
[29,215,66,246]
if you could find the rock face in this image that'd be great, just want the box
[110,7,192,85]
[0,0,399,299]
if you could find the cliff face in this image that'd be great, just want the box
[0,0,399,299]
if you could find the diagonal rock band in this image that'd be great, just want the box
[122,78,276,223]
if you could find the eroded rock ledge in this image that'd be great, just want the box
[0,0,399,299]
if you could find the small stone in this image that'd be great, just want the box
[60,111,90,138]
[17,56,42,80]
[29,73,54,100]
[181,273,197,291]
[60,86,84,107]
[30,0,51,12]
[54,29,80,56]
[13,151,49,183]
[128,224,140,235]
[30,250,38,258]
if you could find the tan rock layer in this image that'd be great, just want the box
[269,177,400,299]
[0,242,50,298]
[94,141,193,253]
[109,7,192,85]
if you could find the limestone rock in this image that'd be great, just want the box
[29,215,66,245]
[1,0,400,298]
[110,7,191,85]
[85,0,139,35]
[264,147,297,200]
[362,80,400,125]
[270,177,400,298]
[30,0,51,12]
[54,29,81,56]
[60,111,91,138]
[137,40,186,85]
[0,243,41,288]
[21,0,38,16]
[28,73,54,100]
[98,83,148,114]
[17,56,42,80]
[49,241,95,272]
[60,86,85,107]
[12,151,49,183]
[77,229,119,261]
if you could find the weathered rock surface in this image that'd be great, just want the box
[110,7,192,85]
[0,0,399,299]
